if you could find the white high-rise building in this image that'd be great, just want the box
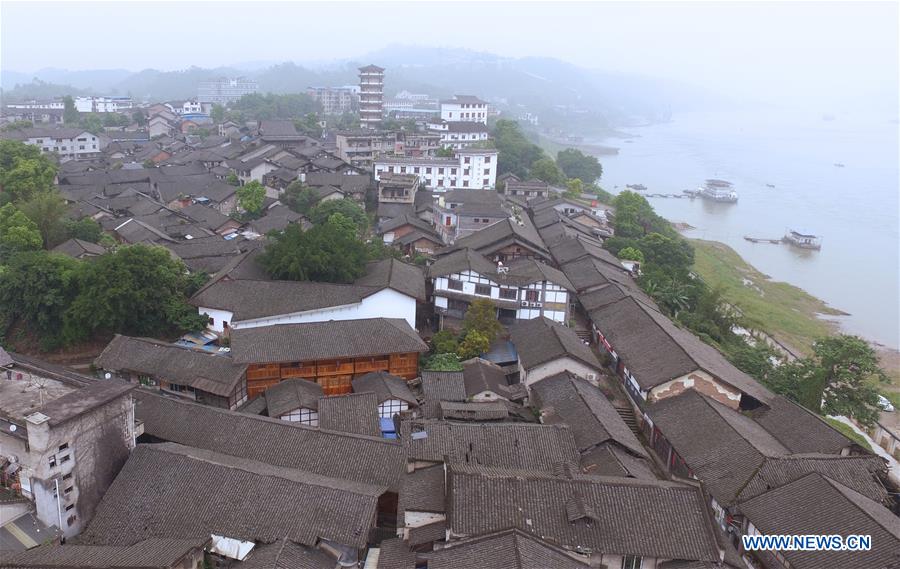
[440,95,488,124]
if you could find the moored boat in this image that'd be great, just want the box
[698,179,738,203]
[783,229,822,250]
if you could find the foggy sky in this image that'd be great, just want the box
[2,1,897,109]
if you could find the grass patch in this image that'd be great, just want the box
[690,239,842,356]
[823,417,873,452]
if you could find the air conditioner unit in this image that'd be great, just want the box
[532,302,542,308]
[586,373,597,383]
[520,300,529,307]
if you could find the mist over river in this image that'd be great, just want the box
[593,108,900,349]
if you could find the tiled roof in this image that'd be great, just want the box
[354,258,427,302]
[462,358,514,399]
[738,473,900,569]
[399,464,446,516]
[79,443,383,549]
[134,391,405,490]
[352,371,417,405]
[236,538,335,569]
[401,420,580,470]
[375,539,416,569]
[441,215,549,260]
[263,378,324,417]
[509,317,601,372]
[421,371,466,402]
[424,529,590,569]
[2,538,207,568]
[749,395,851,453]
[448,464,721,561]
[318,392,381,437]
[50,238,106,258]
[95,335,246,397]
[530,372,647,458]
[230,318,427,364]
[439,401,509,421]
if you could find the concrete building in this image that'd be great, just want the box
[377,172,420,204]
[335,130,398,169]
[0,350,135,539]
[440,95,488,124]
[307,86,358,115]
[374,148,498,191]
[197,77,259,105]
[1,127,104,160]
[426,118,490,149]
[74,96,133,113]
[358,64,385,129]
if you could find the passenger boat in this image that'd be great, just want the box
[698,179,738,203]
[783,229,822,250]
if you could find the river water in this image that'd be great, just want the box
[593,108,900,349]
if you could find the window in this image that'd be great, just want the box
[463,181,469,187]
[499,288,517,300]
[426,167,432,174]
[474,283,491,296]
[464,169,470,176]
[208,316,215,326]
[48,455,57,468]
[64,486,73,495]
[65,504,74,511]
[379,399,407,419]
[79,145,85,150]
[447,279,463,291]
[77,137,87,142]
[67,515,76,527]
[464,157,471,164]
[62,473,72,481]
[60,455,71,464]
[414,167,420,173]
[438,168,444,174]
[525,290,540,302]
[483,179,490,187]
[484,169,491,175]
[451,168,457,175]
[58,443,69,452]
[622,557,642,569]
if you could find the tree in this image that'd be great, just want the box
[132,109,147,127]
[617,246,644,263]
[0,140,57,202]
[79,113,104,135]
[225,173,240,186]
[0,203,43,255]
[766,335,888,428]
[557,148,603,184]
[236,180,265,215]
[63,95,79,124]
[19,190,68,248]
[492,119,546,178]
[610,191,674,239]
[64,217,103,243]
[431,330,459,355]
[294,113,323,138]
[259,219,368,283]
[423,352,464,372]
[210,104,226,124]
[638,232,694,275]
[309,199,368,235]
[283,181,319,214]
[457,330,490,360]
[435,146,455,158]
[462,298,502,344]
[529,157,565,185]
[0,251,79,350]
[563,178,584,199]
[63,244,207,343]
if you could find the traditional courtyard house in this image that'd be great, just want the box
[94,335,248,410]
[258,119,315,148]
[379,213,444,254]
[352,371,418,419]
[509,317,602,385]
[0,351,135,539]
[304,171,372,203]
[445,464,725,568]
[530,371,657,479]
[231,318,427,396]
[50,238,106,260]
[317,392,382,437]
[261,377,324,425]
[247,202,307,235]
[461,358,524,402]
[587,294,774,411]
[377,172,420,204]
[439,213,551,263]
[178,202,242,235]
[76,443,383,566]
[432,189,508,242]
[736,472,900,569]
[416,530,591,569]
[2,537,209,569]
[428,248,573,326]
[506,178,551,200]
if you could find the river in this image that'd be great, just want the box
[592,108,900,349]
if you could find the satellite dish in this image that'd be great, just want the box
[10,425,17,432]
[104,372,112,380]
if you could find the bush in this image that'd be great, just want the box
[424,352,464,372]
[457,330,490,360]
[431,330,459,355]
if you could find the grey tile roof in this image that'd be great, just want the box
[379,212,435,235]
[421,371,466,402]
[375,539,416,569]
[304,172,371,193]
[352,372,417,405]
[427,247,498,279]
[579,443,658,480]
[95,335,246,397]
[248,204,306,235]
[401,420,580,470]
[230,318,427,364]
[399,464,446,516]
[134,391,405,490]
[647,390,790,505]
[447,464,721,561]
[164,234,244,260]
[462,358,513,398]
[79,443,383,549]
[509,317,601,372]
[259,120,300,138]
[749,395,852,454]
[589,295,773,403]
[548,234,613,265]
[407,520,447,546]
[178,202,232,231]
[318,392,381,437]
[2,538,207,568]
[439,401,509,421]
[355,258,427,303]
[237,538,336,569]
[190,279,379,321]
[530,372,647,458]
[51,238,106,258]
[442,215,549,260]
[561,255,631,293]
[424,529,590,569]
[263,378,324,417]
[738,473,900,569]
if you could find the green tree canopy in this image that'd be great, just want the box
[19,190,68,248]
[63,95,80,124]
[462,298,502,344]
[236,180,265,215]
[0,203,43,254]
[610,191,674,239]
[210,104,226,124]
[309,199,368,235]
[423,352,464,372]
[231,93,319,121]
[617,246,644,263]
[132,109,147,127]
[556,148,603,183]
[0,140,58,202]
[225,173,240,186]
[283,181,319,215]
[431,330,459,355]
[259,218,368,283]
[64,217,104,243]
[63,244,207,343]
[529,157,565,185]
[457,330,490,360]
[563,178,584,199]
[0,251,79,350]
[492,119,546,178]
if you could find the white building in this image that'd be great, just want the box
[74,96,133,113]
[6,127,103,160]
[166,100,203,115]
[198,77,259,105]
[440,95,488,124]
[426,118,490,150]
[6,100,65,110]
[374,148,498,191]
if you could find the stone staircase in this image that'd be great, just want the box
[615,404,641,436]
[575,329,593,343]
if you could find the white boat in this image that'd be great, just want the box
[783,229,822,250]
[698,179,738,203]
